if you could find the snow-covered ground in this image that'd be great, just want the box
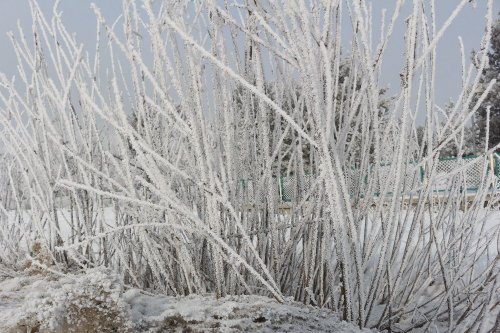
[1,209,498,332]
[0,268,373,333]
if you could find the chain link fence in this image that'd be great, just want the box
[235,154,500,205]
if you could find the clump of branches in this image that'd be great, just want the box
[0,0,498,331]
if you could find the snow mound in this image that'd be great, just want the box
[0,269,373,333]
[124,291,372,332]
[0,268,128,332]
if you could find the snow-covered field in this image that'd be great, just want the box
[0,268,373,333]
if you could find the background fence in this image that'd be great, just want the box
[236,153,500,206]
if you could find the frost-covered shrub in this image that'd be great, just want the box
[0,0,498,331]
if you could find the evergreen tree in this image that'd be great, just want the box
[437,102,480,157]
[474,15,500,152]
[231,61,390,176]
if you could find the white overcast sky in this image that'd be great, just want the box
[0,1,498,110]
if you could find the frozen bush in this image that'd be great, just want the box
[0,0,497,331]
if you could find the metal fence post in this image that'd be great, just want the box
[279,176,284,202]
